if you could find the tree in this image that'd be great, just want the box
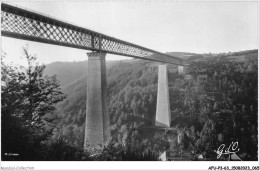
[21,47,66,128]
[1,46,66,160]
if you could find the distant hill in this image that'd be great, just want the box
[43,52,204,89]
[166,52,205,61]
[44,61,88,88]
[44,50,258,88]
[222,49,258,62]
[44,60,120,88]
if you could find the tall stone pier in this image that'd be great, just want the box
[84,52,111,149]
[155,64,171,127]
[178,65,186,75]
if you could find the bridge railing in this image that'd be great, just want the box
[1,3,184,65]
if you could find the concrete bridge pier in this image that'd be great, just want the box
[155,64,171,128]
[84,52,111,150]
[178,65,187,75]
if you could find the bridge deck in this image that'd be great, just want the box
[1,3,184,65]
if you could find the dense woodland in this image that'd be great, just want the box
[1,48,258,161]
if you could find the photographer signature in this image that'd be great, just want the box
[216,141,240,159]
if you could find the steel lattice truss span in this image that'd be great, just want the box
[1,3,184,65]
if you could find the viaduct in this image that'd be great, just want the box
[1,3,185,149]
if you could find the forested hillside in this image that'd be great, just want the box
[44,61,88,87]
[44,60,120,88]
[47,49,258,160]
[49,59,159,148]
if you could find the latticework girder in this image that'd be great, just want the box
[1,3,184,65]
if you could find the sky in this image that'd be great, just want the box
[1,0,259,66]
